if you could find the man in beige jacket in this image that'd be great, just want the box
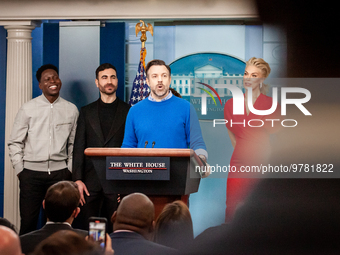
[8,64,79,235]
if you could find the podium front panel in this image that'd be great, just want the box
[92,156,200,196]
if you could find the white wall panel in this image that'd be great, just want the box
[59,23,100,108]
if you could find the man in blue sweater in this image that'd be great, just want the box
[122,59,208,163]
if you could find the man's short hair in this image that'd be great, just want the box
[44,181,80,222]
[0,218,16,233]
[145,59,171,77]
[36,64,59,82]
[95,63,117,79]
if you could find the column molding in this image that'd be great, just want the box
[3,24,35,229]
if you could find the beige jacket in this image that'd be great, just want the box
[8,95,79,175]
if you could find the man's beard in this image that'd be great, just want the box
[151,84,169,98]
[100,84,117,95]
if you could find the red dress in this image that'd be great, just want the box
[224,93,280,221]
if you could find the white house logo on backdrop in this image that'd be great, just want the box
[171,64,243,98]
[170,64,312,128]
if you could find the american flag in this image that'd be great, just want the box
[129,48,150,106]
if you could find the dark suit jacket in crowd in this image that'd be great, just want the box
[185,179,340,255]
[20,223,87,255]
[110,231,179,255]
[72,98,130,194]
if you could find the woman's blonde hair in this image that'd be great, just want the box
[246,57,271,95]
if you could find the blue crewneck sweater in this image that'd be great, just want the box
[122,96,206,151]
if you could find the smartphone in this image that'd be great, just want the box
[88,217,107,248]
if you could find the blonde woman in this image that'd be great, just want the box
[224,57,280,221]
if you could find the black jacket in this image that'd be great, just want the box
[20,223,87,255]
[110,231,178,255]
[72,97,130,194]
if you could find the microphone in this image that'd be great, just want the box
[152,141,156,148]
[144,141,148,148]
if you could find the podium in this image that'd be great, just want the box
[84,148,204,217]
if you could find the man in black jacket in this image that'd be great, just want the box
[110,193,178,255]
[72,63,130,231]
[20,181,87,254]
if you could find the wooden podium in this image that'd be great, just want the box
[84,148,204,217]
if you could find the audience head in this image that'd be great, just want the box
[0,226,23,255]
[154,200,193,250]
[229,179,340,254]
[43,181,80,223]
[33,230,103,255]
[0,217,17,233]
[112,193,155,239]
